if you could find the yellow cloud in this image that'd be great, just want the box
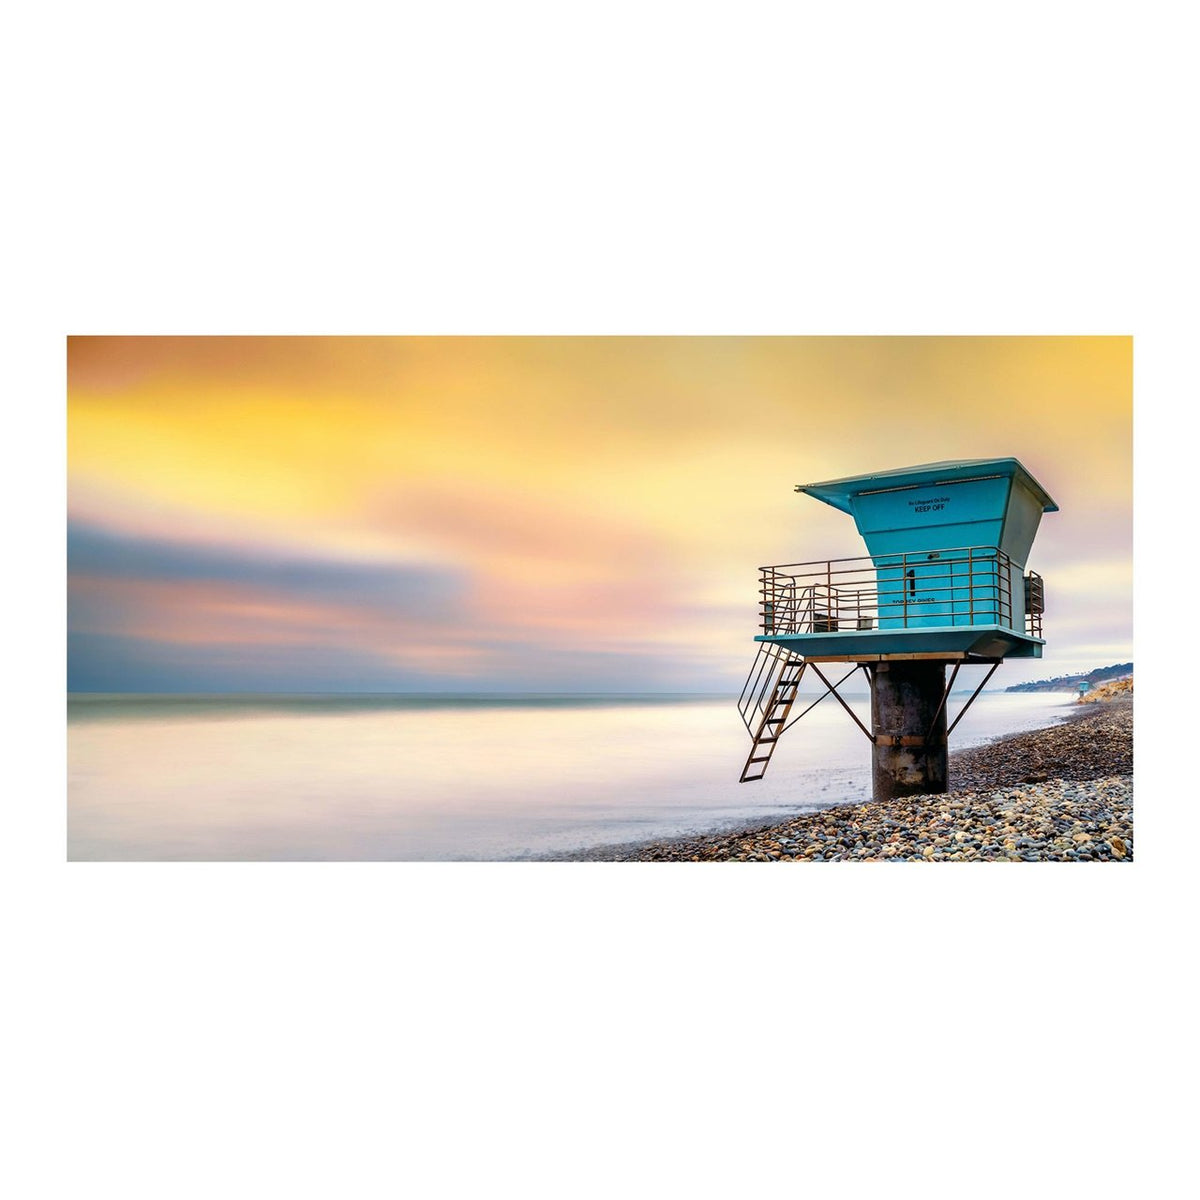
[68,336,1132,687]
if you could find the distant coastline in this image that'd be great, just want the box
[1005,661,1133,694]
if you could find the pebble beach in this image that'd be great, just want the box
[556,696,1133,862]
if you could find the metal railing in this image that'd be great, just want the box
[758,545,1038,636]
[737,641,798,733]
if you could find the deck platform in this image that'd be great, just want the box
[754,623,1044,661]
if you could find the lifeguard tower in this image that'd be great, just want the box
[738,458,1057,800]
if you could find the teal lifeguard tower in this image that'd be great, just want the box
[738,458,1057,799]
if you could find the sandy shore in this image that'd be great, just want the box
[552,697,1133,862]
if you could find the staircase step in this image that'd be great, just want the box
[741,773,765,781]
[748,755,772,763]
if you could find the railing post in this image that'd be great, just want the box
[968,545,974,625]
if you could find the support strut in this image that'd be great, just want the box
[806,661,875,742]
[946,661,1001,738]
[782,664,865,734]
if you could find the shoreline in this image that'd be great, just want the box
[543,697,1132,862]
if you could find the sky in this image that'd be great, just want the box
[67,336,1132,693]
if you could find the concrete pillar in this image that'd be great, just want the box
[870,662,948,801]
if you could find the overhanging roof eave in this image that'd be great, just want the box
[796,457,1058,514]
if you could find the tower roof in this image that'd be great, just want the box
[796,457,1058,515]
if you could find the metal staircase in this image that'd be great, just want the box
[738,645,806,782]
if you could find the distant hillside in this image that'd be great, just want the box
[1079,677,1133,703]
[1005,662,1133,693]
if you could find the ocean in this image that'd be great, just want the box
[67,690,1075,861]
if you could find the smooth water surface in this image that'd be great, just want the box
[68,691,1074,860]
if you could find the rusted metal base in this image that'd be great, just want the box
[870,661,948,801]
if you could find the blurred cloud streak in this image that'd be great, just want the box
[68,336,1132,691]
